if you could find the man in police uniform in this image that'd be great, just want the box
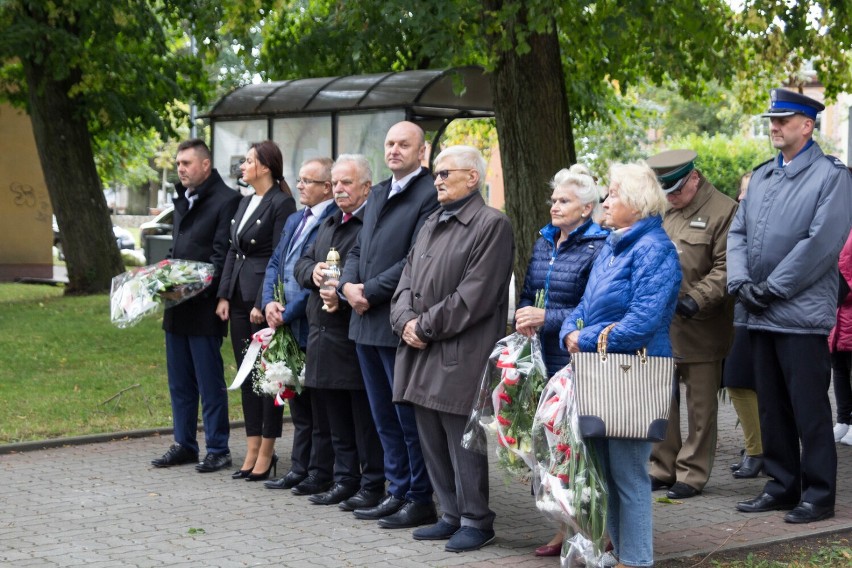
[727,88,852,523]
[648,150,737,499]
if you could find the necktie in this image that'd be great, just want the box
[389,182,402,199]
[186,189,198,210]
[342,212,353,223]
[290,208,313,249]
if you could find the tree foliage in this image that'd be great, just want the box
[0,1,238,293]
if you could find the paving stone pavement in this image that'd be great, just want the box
[1,394,850,567]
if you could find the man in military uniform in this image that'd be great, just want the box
[727,88,852,523]
[647,150,737,499]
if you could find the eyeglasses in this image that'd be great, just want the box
[297,178,329,186]
[433,169,470,180]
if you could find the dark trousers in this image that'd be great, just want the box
[313,388,385,490]
[414,407,493,529]
[831,350,852,424]
[356,344,433,503]
[228,294,283,438]
[165,332,229,455]
[751,331,836,507]
[288,385,333,480]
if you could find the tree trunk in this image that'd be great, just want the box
[485,5,576,303]
[23,61,125,294]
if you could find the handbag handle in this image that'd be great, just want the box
[595,322,648,363]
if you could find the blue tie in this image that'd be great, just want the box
[290,208,312,250]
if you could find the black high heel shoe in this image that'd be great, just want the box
[232,468,253,479]
[246,454,278,482]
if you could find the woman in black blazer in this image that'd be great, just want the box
[216,140,296,481]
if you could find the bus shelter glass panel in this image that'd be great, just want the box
[273,116,333,204]
[337,110,404,183]
[213,120,268,190]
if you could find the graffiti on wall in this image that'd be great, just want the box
[8,182,51,223]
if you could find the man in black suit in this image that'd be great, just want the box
[152,139,241,472]
[339,121,440,528]
[294,154,385,510]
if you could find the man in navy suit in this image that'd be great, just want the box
[152,139,241,472]
[339,121,440,528]
[262,157,337,494]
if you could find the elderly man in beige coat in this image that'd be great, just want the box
[647,150,737,500]
[391,145,514,553]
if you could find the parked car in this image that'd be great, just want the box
[139,205,174,264]
[52,216,136,260]
[138,205,174,239]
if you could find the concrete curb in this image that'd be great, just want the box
[0,420,253,455]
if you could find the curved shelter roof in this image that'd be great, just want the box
[204,66,494,126]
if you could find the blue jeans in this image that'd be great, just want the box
[165,332,229,455]
[591,438,653,567]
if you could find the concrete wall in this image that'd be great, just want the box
[0,104,52,281]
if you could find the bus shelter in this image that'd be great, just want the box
[203,66,494,193]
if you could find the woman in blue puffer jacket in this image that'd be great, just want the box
[516,164,608,376]
[560,161,681,568]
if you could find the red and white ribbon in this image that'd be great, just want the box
[228,327,275,390]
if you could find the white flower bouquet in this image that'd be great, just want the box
[109,259,214,328]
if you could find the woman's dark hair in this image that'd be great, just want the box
[250,140,292,197]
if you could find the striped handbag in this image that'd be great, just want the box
[571,323,675,441]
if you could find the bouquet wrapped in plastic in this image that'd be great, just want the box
[462,331,548,479]
[532,364,609,567]
[109,259,214,328]
[228,278,305,406]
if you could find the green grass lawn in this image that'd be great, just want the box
[0,283,243,443]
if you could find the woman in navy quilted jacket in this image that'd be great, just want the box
[516,164,608,376]
[561,161,681,568]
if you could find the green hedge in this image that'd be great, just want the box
[663,134,775,198]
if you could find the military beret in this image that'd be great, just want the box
[646,149,697,194]
[761,88,825,119]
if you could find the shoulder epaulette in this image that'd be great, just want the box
[824,155,848,169]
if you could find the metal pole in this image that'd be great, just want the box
[190,33,197,139]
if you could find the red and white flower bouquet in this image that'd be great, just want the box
[462,332,548,479]
[109,259,214,328]
[228,278,304,406]
[532,364,608,566]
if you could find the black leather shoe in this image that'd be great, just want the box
[736,492,797,513]
[377,500,438,529]
[151,444,198,468]
[353,494,405,520]
[783,502,835,524]
[666,482,701,499]
[264,470,306,490]
[732,455,764,479]
[730,449,745,471]
[195,452,232,473]
[650,476,670,491]
[308,482,359,505]
[339,487,386,511]
[291,474,333,496]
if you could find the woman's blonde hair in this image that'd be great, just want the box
[607,162,668,218]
